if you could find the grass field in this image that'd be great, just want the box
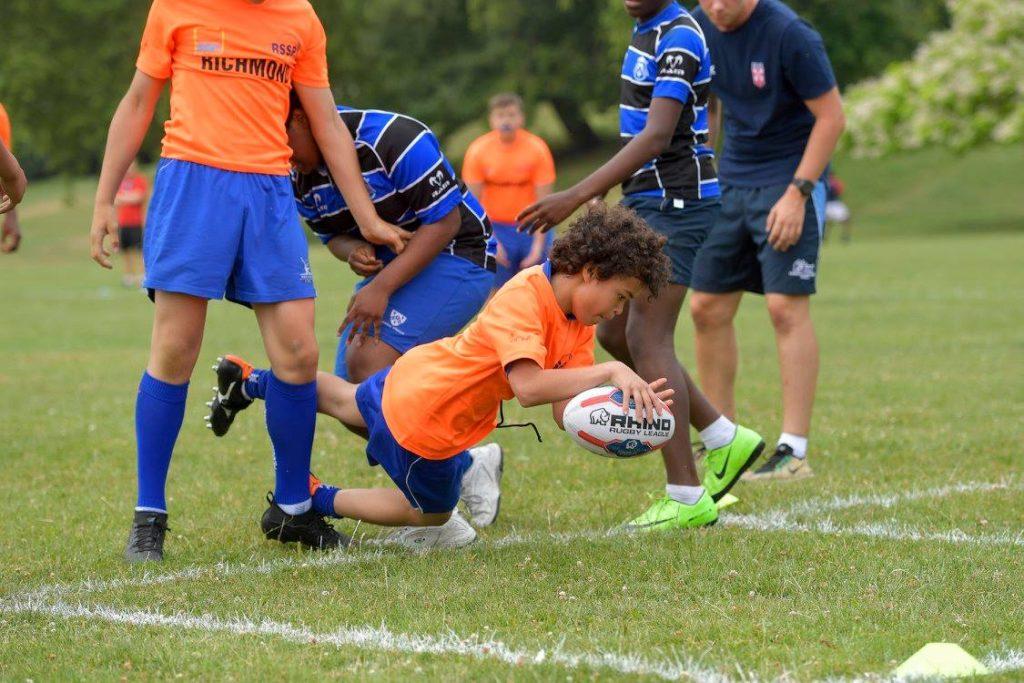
[1,145,1022,681]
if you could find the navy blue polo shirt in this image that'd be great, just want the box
[692,0,836,187]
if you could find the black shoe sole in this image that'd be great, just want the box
[710,439,765,502]
[261,507,350,550]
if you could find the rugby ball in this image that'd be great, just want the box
[562,386,675,458]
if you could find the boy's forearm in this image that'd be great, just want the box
[0,144,24,186]
[370,211,459,295]
[310,111,379,229]
[95,88,160,206]
[512,362,613,408]
[325,232,370,262]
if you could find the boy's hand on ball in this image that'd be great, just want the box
[607,362,669,423]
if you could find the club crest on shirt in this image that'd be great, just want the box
[751,61,766,89]
[193,28,225,54]
[388,309,408,329]
[633,56,650,81]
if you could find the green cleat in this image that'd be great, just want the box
[702,425,765,502]
[622,492,718,532]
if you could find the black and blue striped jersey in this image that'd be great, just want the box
[620,2,718,200]
[293,107,494,270]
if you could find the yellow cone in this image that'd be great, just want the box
[894,643,990,679]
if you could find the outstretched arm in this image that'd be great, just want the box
[506,358,673,424]
[90,70,165,268]
[516,98,683,233]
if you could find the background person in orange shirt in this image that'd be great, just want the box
[90,0,410,563]
[214,206,676,548]
[0,102,25,253]
[113,160,148,287]
[463,93,556,289]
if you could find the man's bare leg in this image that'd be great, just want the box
[690,290,743,419]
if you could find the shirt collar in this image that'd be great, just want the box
[636,1,682,33]
[541,261,576,321]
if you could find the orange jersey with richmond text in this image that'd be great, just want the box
[382,265,595,459]
[136,0,329,175]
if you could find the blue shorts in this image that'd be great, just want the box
[620,195,721,287]
[492,222,555,290]
[691,181,827,296]
[143,158,315,305]
[355,368,472,514]
[335,253,493,379]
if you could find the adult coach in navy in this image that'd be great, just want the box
[688,0,845,480]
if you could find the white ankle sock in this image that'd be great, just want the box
[666,484,705,505]
[699,416,737,451]
[778,432,808,459]
[278,498,312,515]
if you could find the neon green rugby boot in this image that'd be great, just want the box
[623,491,718,532]
[702,425,765,502]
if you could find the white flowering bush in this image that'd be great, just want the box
[842,0,1024,157]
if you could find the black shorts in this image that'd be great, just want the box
[691,181,826,296]
[119,225,143,251]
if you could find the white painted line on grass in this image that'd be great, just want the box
[15,546,390,603]
[782,480,1015,517]
[0,595,739,682]
[984,648,1024,673]
[10,480,1020,603]
[723,511,1024,548]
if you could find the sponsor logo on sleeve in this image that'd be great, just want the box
[428,170,452,198]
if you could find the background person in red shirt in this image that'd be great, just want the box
[114,160,148,287]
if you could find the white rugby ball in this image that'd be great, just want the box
[562,386,675,458]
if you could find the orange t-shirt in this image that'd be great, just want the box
[116,173,149,227]
[136,0,329,175]
[0,103,12,151]
[461,129,556,224]
[383,265,595,459]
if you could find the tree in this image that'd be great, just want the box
[2,0,160,176]
[842,0,1024,157]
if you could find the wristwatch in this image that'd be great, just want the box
[791,177,815,198]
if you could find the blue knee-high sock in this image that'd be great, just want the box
[265,372,316,512]
[311,481,342,519]
[135,372,189,512]
[244,368,270,401]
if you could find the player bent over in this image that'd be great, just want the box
[92,0,409,562]
[219,205,764,546]
[206,93,501,526]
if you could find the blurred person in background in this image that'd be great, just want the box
[114,160,148,287]
[0,102,25,253]
[688,0,845,481]
[824,171,852,242]
[463,93,556,290]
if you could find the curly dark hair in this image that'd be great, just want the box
[549,203,670,298]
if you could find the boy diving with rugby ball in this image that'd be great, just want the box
[216,205,763,547]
